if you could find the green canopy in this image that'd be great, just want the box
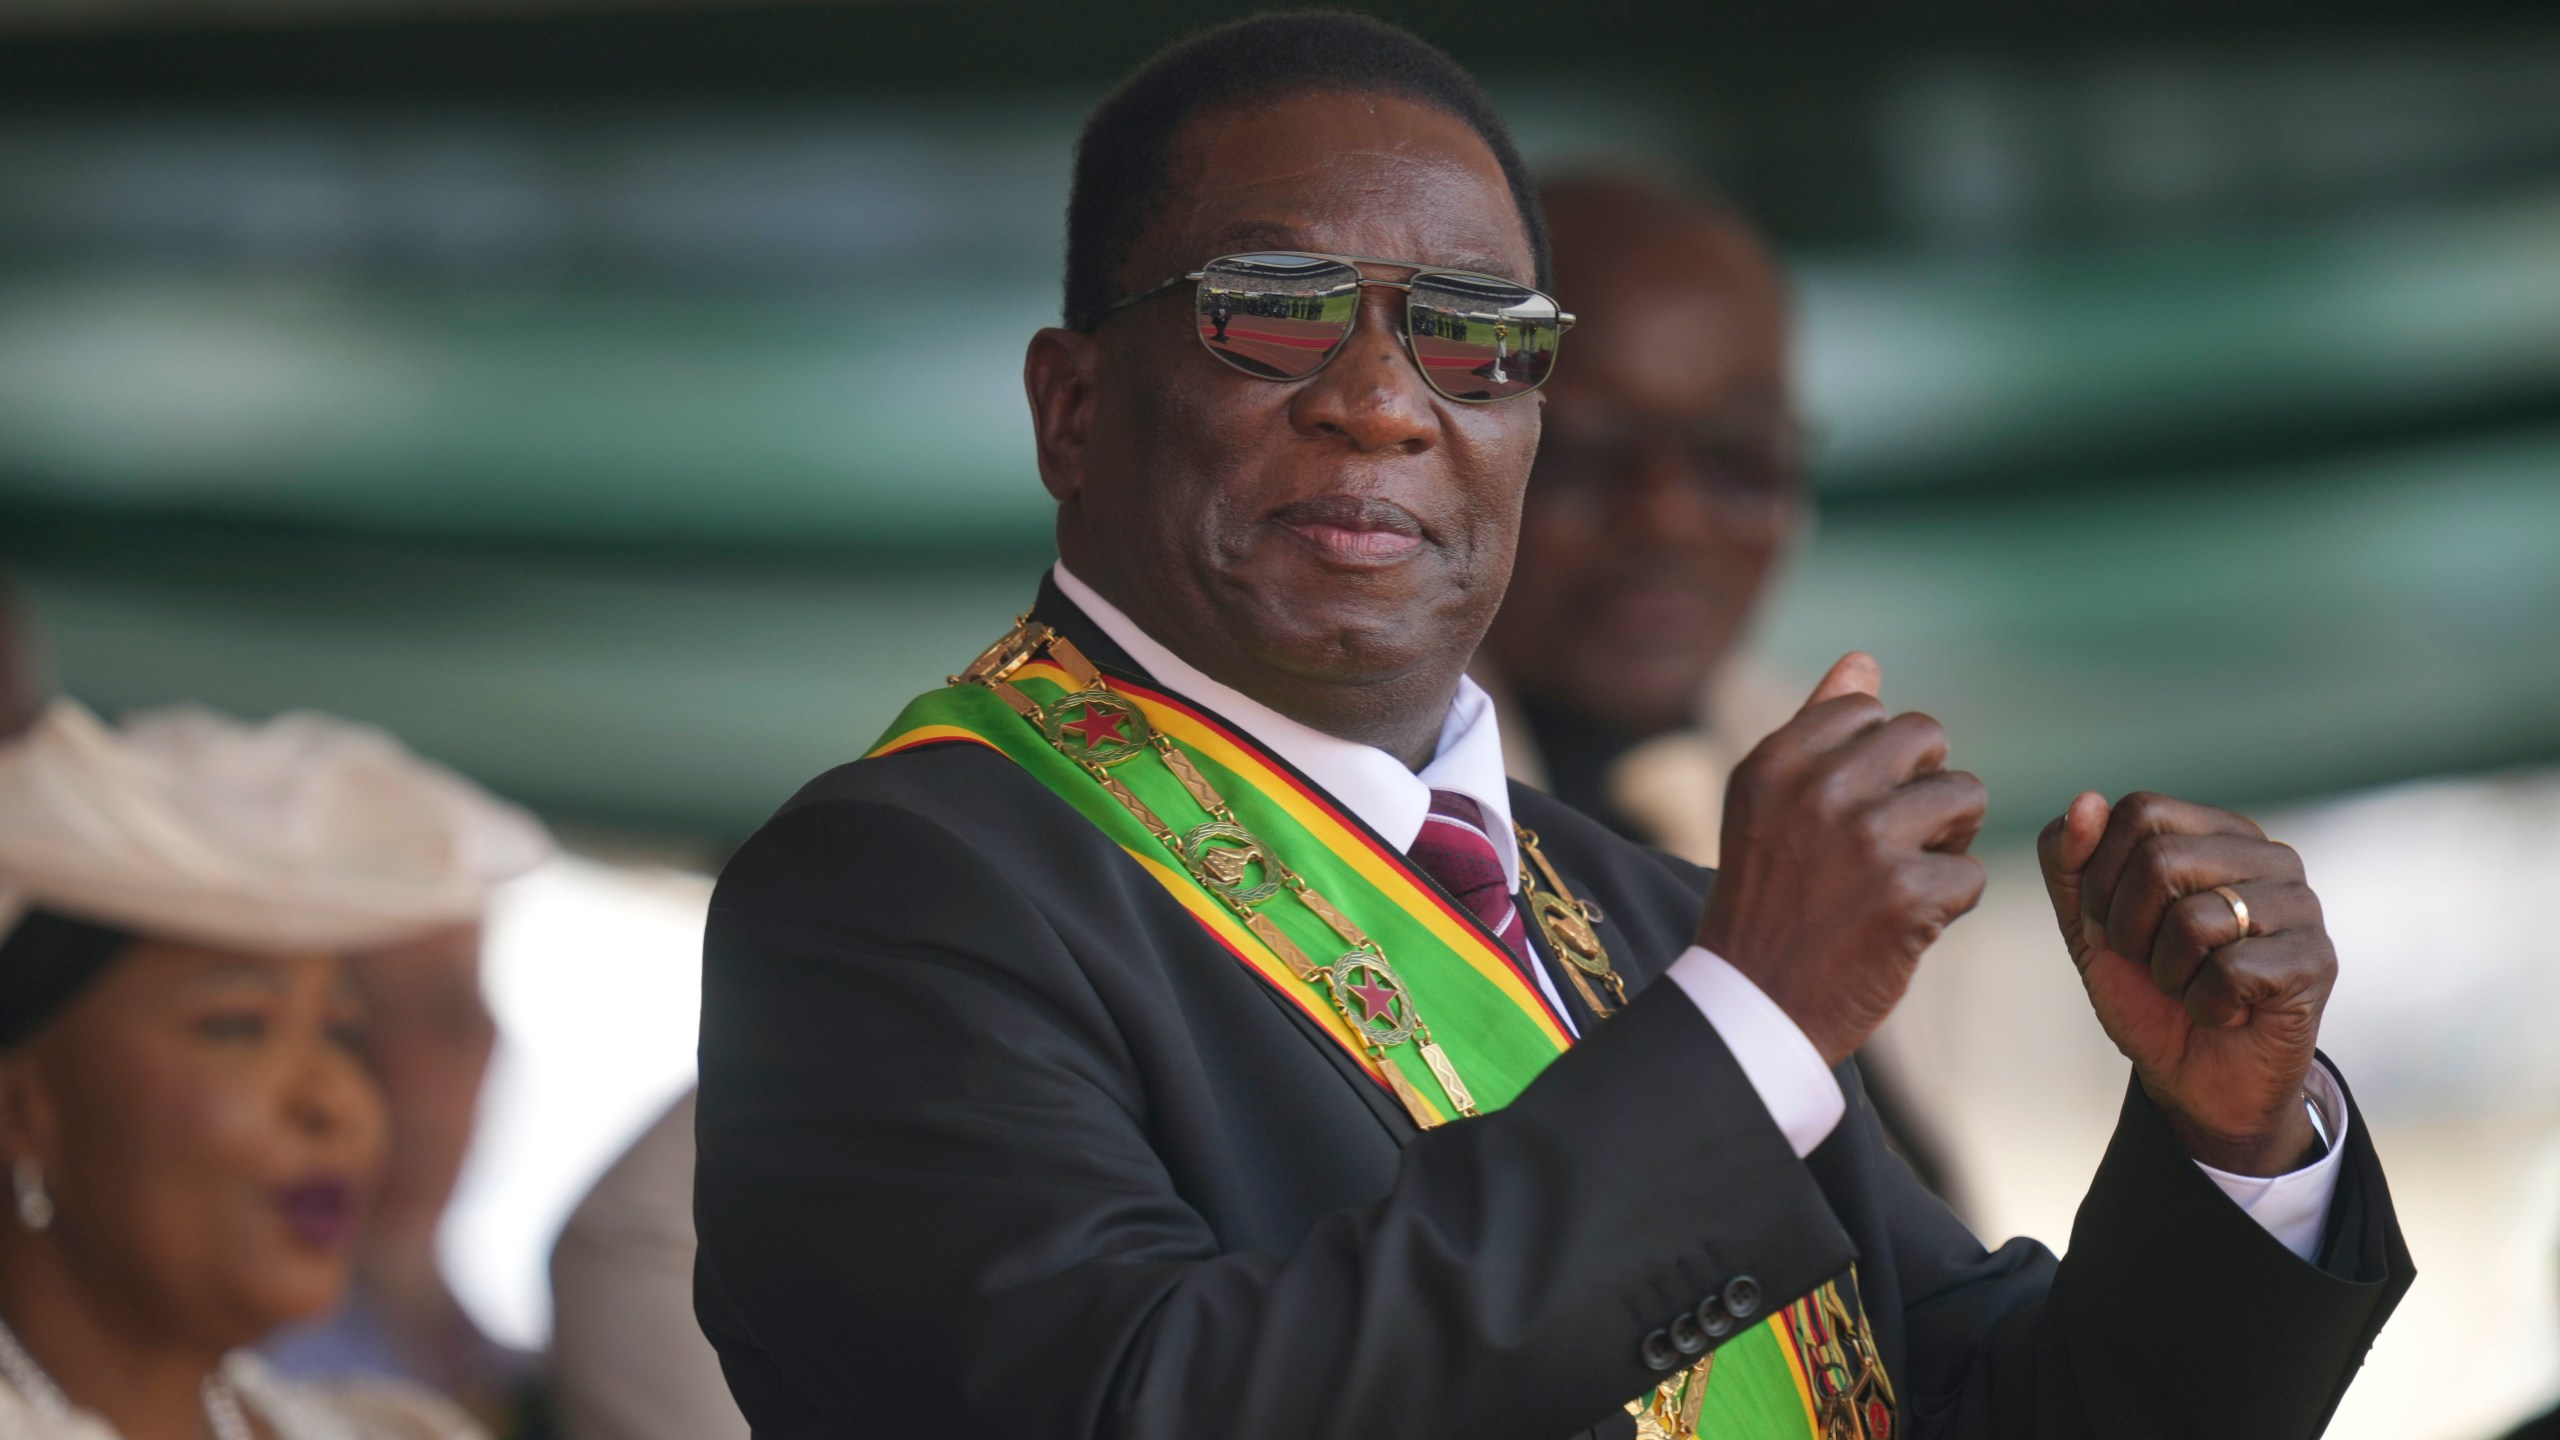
[4,91,2555,840]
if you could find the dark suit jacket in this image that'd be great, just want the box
[694,581,2410,1440]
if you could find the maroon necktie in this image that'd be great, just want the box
[1407,790,1551,1013]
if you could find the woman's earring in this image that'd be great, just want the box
[12,1157,51,1231]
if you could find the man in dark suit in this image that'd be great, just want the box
[694,14,2409,1440]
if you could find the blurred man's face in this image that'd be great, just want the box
[1482,191,1800,739]
[1039,89,1545,756]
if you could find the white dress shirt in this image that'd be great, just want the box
[1052,564,2344,1261]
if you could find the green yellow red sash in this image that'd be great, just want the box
[863,629,1896,1440]
[871,658,1570,1121]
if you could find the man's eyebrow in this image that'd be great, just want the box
[1203,220,1316,256]
[1432,250,1522,280]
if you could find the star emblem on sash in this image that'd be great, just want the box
[1324,955,1418,1047]
[1037,689,1150,766]
[1348,971,1401,1024]
[1062,706,1126,749]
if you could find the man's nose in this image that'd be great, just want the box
[1285,284,1440,453]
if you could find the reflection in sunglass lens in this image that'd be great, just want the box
[1406,273,1561,403]
[1194,254,1363,380]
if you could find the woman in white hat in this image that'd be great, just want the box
[0,700,549,1440]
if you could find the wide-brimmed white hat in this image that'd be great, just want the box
[0,699,551,954]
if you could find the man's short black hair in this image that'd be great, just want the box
[1063,9,1549,332]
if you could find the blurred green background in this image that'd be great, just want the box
[2,0,2556,842]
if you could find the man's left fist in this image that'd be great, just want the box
[2038,790,2334,1177]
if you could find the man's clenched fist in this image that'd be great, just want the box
[2039,791,2334,1176]
[1696,654,1988,1066]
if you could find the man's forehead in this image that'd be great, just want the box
[1191,217,1522,280]
[1153,94,1533,283]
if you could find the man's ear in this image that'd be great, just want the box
[1025,327,1102,504]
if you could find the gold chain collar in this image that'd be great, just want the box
[964,616,1478,1128]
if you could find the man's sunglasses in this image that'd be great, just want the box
[1103,251,1575,404]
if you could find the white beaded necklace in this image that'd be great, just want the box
[0,1314,256,1440]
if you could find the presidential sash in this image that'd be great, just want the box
[866,617,1896,1440]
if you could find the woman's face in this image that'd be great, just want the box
[8,941,387,1348]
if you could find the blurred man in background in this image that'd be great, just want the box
[1477,172,1961,1203]
[1478,173,1801,864]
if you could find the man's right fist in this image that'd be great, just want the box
[1694,653,1988,1065]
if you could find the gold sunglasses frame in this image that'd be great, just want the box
[1102,250,1576,404]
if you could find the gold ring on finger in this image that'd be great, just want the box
[2211,884,2254,940]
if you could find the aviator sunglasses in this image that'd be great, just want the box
[1104,251,1576,404]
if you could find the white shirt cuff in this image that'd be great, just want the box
[1666,945,1846,1158]
[2191,1060,2349,1262]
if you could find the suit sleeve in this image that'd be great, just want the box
[1846,1057,2410,1440]
[693,794,1857,1440]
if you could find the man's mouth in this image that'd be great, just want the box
[1269,496,1426,565]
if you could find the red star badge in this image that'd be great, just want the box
[1062,705,1127,750]
[1347,971,1402,1025]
